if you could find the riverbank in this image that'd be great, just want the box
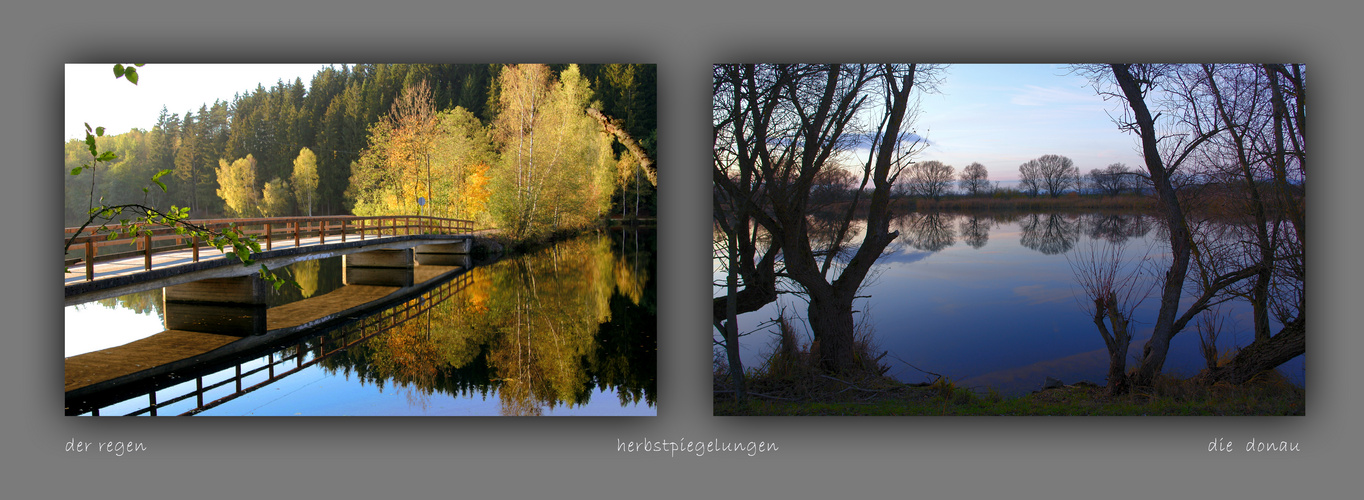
[713,371,1304,416]
[485,219,655,257]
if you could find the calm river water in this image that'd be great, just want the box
[66,229,656,416]
[715,211,1304,396]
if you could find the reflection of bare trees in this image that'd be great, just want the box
[895,212,956,252]
[958,215,993,249]
[1019,213,1081,255]
[806,213,864,264]
[1083,213,1154,244]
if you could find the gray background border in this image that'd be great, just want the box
[5,0,1355,497]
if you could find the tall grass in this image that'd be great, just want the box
[720,311,897,402]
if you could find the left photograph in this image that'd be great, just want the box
[64,63,657,416]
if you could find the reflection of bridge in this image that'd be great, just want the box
[63,215,486,415]
[64,215,477,306]
[66,267,477,416]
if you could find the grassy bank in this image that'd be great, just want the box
[714,316,1303,416]
[714,373,1304,416]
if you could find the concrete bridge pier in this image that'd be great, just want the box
[344,249,416,287]
[163,276,269,336]
[415,253,472,268]
[415,238,472,268]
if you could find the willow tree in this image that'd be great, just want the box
[713,63,939,374]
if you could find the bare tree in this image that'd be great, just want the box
[1088,63,1295,388]
[711,64,781,400]
[1193,63,1305,384]
[1018,159,1042,197]
[712,63,940,374]
[959,162,990,196]
[1088,162,1136,197]
[1068,239,1155,395]
[904,160,955,200]
[1031,154,1079,197]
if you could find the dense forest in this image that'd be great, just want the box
[64,64,656,240]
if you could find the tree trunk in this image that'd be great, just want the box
[1198,318,1304,385]
[1111,65,1197,388]
[587,107,655,177]
[722,229,747,402]
[1093,296,1131,396]
[807,287,857,373]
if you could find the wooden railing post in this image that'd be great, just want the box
[192,235,199,262]
[294,221,301,248]
[321,220,327,245]
[143,233,153,271]
[341,219,347,242]
[84,240,94,281]
[265,223,272,251]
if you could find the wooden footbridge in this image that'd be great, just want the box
[65,215,478,306]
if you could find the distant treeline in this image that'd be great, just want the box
[64,64,656,227]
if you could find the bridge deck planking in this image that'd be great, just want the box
[65,330,241,392]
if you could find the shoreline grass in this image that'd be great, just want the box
[714,314,1303,416]
[714,372,1304,416]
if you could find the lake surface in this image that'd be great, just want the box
[66,229,656,416]
[716,211,1304,396]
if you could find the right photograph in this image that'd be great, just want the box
[712,63,1305,415]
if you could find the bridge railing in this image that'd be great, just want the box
[64,215,475,282]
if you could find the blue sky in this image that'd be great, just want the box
[64,63,330,141]
[911,64,1146,182]
[66,63,1149,184]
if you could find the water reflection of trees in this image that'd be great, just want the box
[290,259,324,299]
[1082,213,1154,244]
[1019,213,1081,255]
[94,289,163,319]
[315,230,656,414]
[266,256,345,307]
[958,215,993,249]
[895,212,956,252]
